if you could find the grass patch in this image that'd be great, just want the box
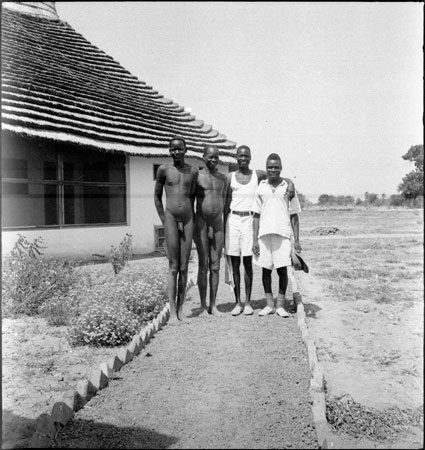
[303,232,422,304]
[326,394,423,442]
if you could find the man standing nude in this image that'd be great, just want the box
[154,137,198,323]
[193,145,228,316]
[223,145,295,316]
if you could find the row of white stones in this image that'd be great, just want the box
[295,296,333,449]
[29,302,171,448]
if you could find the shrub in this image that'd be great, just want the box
[110,233,133,274]
[67,297,141,347]
[119,268,167,321]
[66,267,167,347]
[2,235,80,317]
[39,292,81,326]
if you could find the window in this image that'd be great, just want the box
[1,133,127,228]
[155,225,165,250]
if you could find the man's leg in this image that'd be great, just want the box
[277,266,289,296]
[230,256,243,315]
[208,222,224,316]
[255,235,275,316]
[193,215,209,315]
[164,212,180,323]
[176,216,194,320]
[259,267,275,316]
[276,266,290,318]
[242,256,254,314]
[286,265,298,312]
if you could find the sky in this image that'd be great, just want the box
[56,2,423,202]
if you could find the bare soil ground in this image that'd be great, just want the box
[299,208,424,448]
[3,257,318,449]
[52,292,318,449]
[2,207,423,449]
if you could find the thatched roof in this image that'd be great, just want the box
[1,3,237,163]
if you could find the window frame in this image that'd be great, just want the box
[1,141,128,230]
[154,225,166,250]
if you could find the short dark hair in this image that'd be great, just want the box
[237,145,251,155]
[203,144,219,156]
[266,153,281,163]
[169,136,186,146]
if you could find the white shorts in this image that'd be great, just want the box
[224,213,253,257]
[254,234,292,270]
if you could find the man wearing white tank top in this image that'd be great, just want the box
[224,145,295,316]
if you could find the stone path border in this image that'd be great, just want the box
[296,295,423,450]
[29,295,337,449]
[28,303,171,448]
[295,295,345,449]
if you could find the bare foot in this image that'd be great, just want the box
[192,306,209,317]
[177,312,188,322]
[168,316,181,326]
[209,306,223,317]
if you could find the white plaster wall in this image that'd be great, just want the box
[128,155,228,255]
[128,155,162,256]
[1,156,229,261]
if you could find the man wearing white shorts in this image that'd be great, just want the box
[224,145,295,316]
[252,153,302,317]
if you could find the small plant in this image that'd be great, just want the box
[110,233,133,274]
[65,267,167,347]
[11,234,47,258]
[39,292,80,326]
[2,235,80,317]
[67,297,141,347]
[108,267,167,322]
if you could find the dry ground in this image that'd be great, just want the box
[298,207,423,447]
[2,207,424,448]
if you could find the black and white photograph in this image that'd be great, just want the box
[1,1,423,448]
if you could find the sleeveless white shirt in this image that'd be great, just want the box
[230,171,258,212]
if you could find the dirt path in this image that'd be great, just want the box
[54,263,318,449]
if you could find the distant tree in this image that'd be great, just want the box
[345,196,355,206]
[403,144,424,172]
[365,192,378,205]
[398,145,424,206]
[389,194,405,207]
[318,194,354,207]
[355,198,363,206]
[328,195,337,206]
[336,195,345,206]
[364,191,370,209]
[318,194,330,206]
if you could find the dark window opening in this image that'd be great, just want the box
[155,225,165,250]
[1,133,127,228]
[2,158,28,179]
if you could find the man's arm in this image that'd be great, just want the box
[154,166,166,225]
[290,213,301,252]
[223,172,232,226]
[252,213,260,256]
[283,178,295,200]
[190,167,199,213]
[256,169,267,183]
